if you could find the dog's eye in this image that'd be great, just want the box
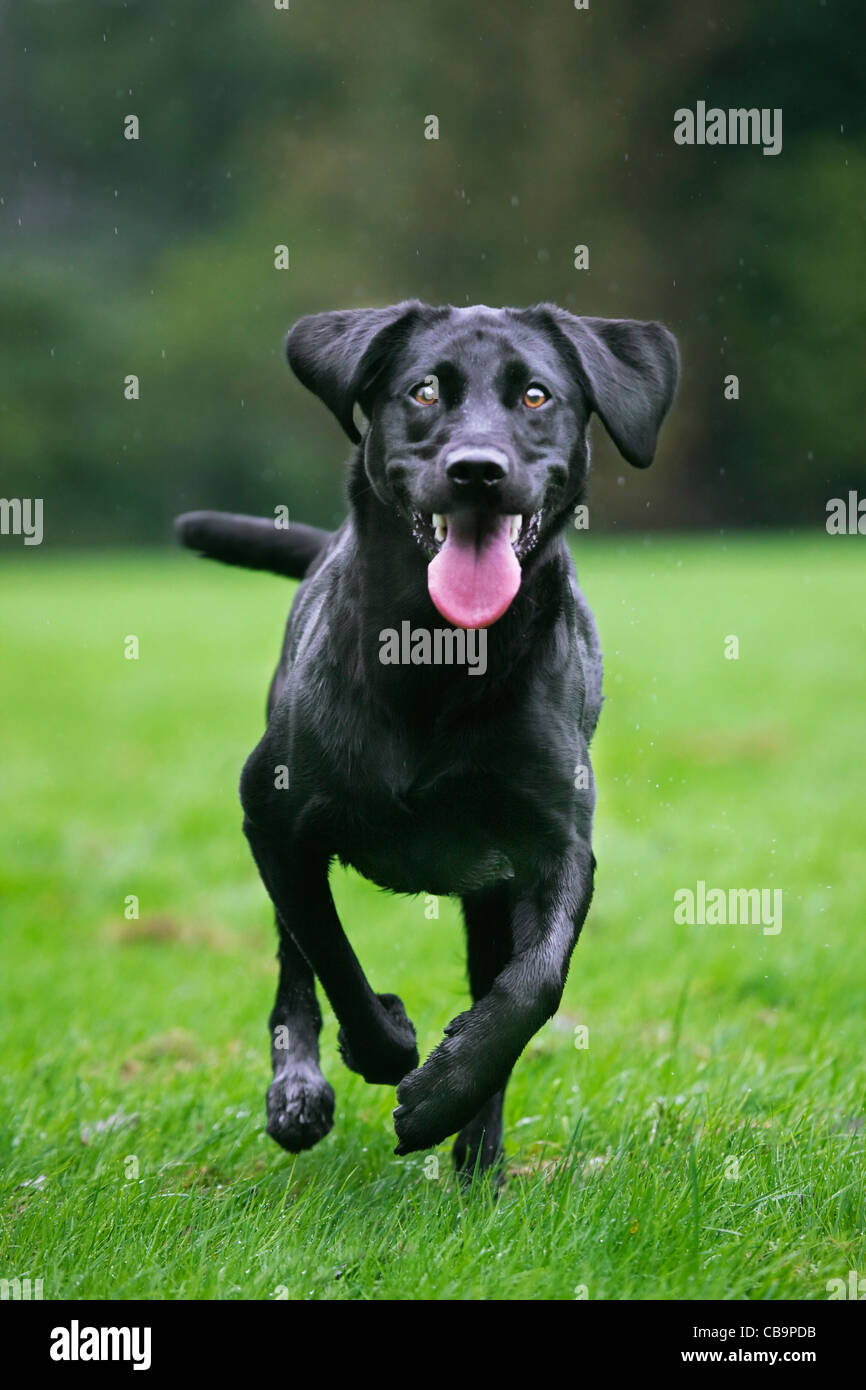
[523,385,549,409]
[411,377,439,406]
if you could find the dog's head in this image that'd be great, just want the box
[287,302,679,629]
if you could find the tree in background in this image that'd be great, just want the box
[0,0,862,542]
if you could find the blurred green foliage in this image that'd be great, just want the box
[0,0,863,542]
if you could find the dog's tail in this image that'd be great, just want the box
[174,510,331,580]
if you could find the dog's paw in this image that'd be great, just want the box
[338,993,419,1085]
[266,1065,335,1152]
[393,1012,505,1156]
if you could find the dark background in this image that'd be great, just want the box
[0,0,862,542]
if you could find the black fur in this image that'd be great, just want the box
[176,301,679,1182]
[175,510,330,579]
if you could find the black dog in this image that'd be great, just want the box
[176,301,678,1181]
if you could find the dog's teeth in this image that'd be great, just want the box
[509,515,523,544]
[432,513,447,543]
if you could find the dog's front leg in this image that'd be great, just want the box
[244,820,419,1087]
[394,844,594,1156]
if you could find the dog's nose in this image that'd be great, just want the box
[444,446,510,489]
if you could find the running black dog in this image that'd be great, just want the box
[176,301,679,1181]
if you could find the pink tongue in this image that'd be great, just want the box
[427,514,521,629]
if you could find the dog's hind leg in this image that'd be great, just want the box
[452,884,513,1184]
[266,913,335,1152]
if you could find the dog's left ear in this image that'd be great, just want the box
[534,307,680,468]
[286,301,425,443]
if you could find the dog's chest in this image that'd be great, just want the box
[325,730,578,896]
[283,594,593,895]
[334,775,518,895]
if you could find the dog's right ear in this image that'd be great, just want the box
[286,302,424,442]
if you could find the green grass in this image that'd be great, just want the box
[1,535,864,1300]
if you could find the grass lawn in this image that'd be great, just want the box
[1,534,864,1301]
